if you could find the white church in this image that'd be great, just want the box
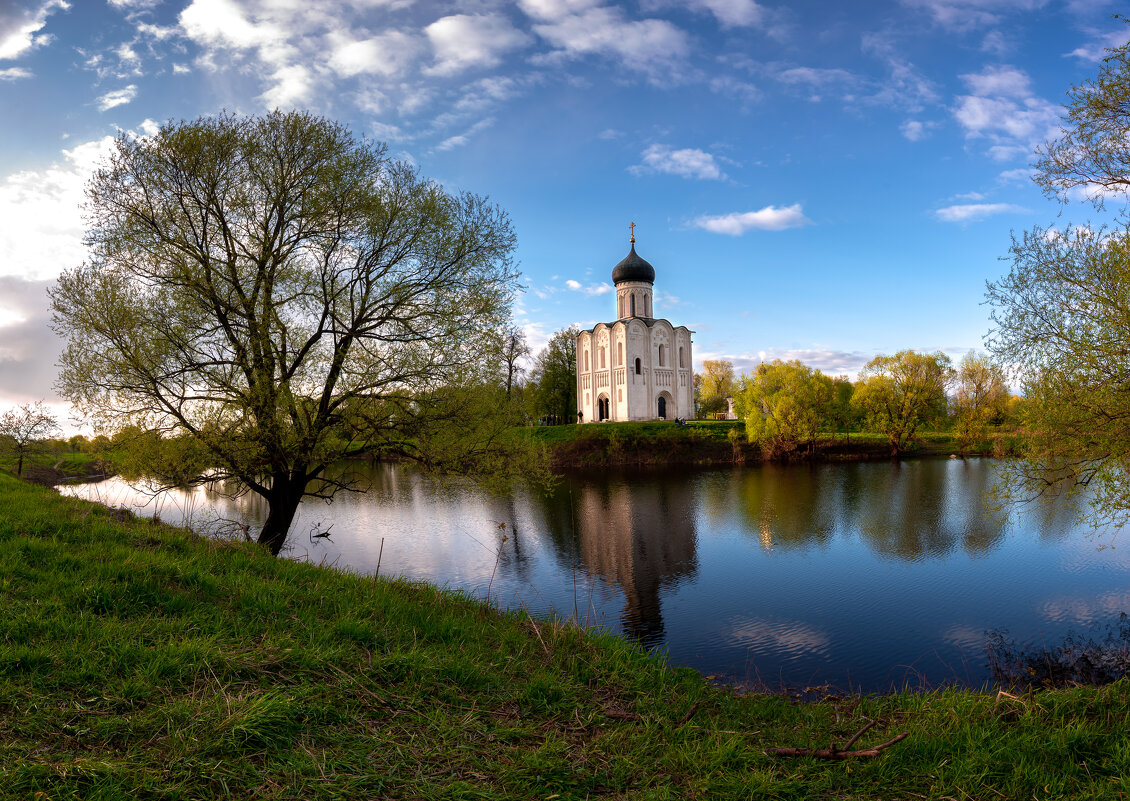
[576,229,694,423]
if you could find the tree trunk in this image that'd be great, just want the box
[257,476,305,556]
[16,450,23,477]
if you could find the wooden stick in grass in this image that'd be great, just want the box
[766,730,909,759]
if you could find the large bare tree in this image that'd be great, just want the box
[51,111,527,554]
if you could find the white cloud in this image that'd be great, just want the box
[565,279,614,295]
[0,0,67,61]
[934,202,1027,222]
[860,34,939,113]
[690,0,766,27]
[524,3,689,79]
[1069,26,1130,61]
[0,277,68,407]
[709,75,762,103]
[960,64,1030,97]
[136,22,178,41]
[0,66,32,80]
[435,117,496,151]
[258,64,314,108]
[900,119,936,141]
[953,95,1058,144]
[693,204,811,234]
[327,30,422,78]
[631,144,726,180]
[997,167,1032,184]
[518,0,601,21]
[0,136,117,282]
[952,65,1060,161]
[777,66,855,86]
[96,85,138,111]
[900,0,1049,31]
[179,0,279,51]
[424,14,529,76]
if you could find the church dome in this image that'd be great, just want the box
[611,244,655,284]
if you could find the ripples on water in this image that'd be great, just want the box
[63,457,1130,692]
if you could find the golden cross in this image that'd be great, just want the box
[629,221,636,243]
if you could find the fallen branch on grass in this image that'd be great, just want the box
[765,720,909,760]
[675,701,701,728]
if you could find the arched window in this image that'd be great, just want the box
[679,346,685,368]
[658,344,665,367]
[635,357,641,375]
[600,347,606,369]
[584,351,589,371]
[645,296,651,316]
[618,342,624,365]
[630,295,636,316]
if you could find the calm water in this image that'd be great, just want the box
[63,458,1130,691]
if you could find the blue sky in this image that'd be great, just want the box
[0,0,1126,417]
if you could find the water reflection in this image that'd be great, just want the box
[537,474,698,646]
[61,457,1130,691]
[703,461,1009,560]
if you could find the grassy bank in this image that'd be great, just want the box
[2,470,1128,799]
[0,446,111,486]
[533,420,1020,469]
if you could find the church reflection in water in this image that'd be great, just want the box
[538,472,698,647]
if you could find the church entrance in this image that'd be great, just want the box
[657,395,666,420]
[597,395,610,421]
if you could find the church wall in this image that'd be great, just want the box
[626,321,651,421]
[576,330,593,424]
[611,324,628,420]
[675,328,694,418]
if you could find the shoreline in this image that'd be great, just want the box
[2,469,1128,798]
[536,421,1015,470]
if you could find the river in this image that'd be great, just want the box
[62,457,1130,692]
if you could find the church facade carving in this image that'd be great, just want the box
[576,232,694,422]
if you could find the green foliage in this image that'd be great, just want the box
[988,27,1130,528]
[1034,19,1130,204]
[50,110,525,553]
[852,350,953,456]
[0,402,58,477]
[827,376,860,434]
[951,352,1010,454]
[527,326,578,424]
[736,360,834,458]
[695,359,735,418]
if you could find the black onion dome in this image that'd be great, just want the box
[611,244,655,284]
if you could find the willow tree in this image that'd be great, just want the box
[852,350,952,456]
[987,26,1130,526]
[51,111,527,554]
[737,360,833,458]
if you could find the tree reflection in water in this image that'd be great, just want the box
[701,460,1010,560]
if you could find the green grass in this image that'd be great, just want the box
[2,469,1128,799]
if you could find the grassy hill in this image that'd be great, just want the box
[1,469,1126,799]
